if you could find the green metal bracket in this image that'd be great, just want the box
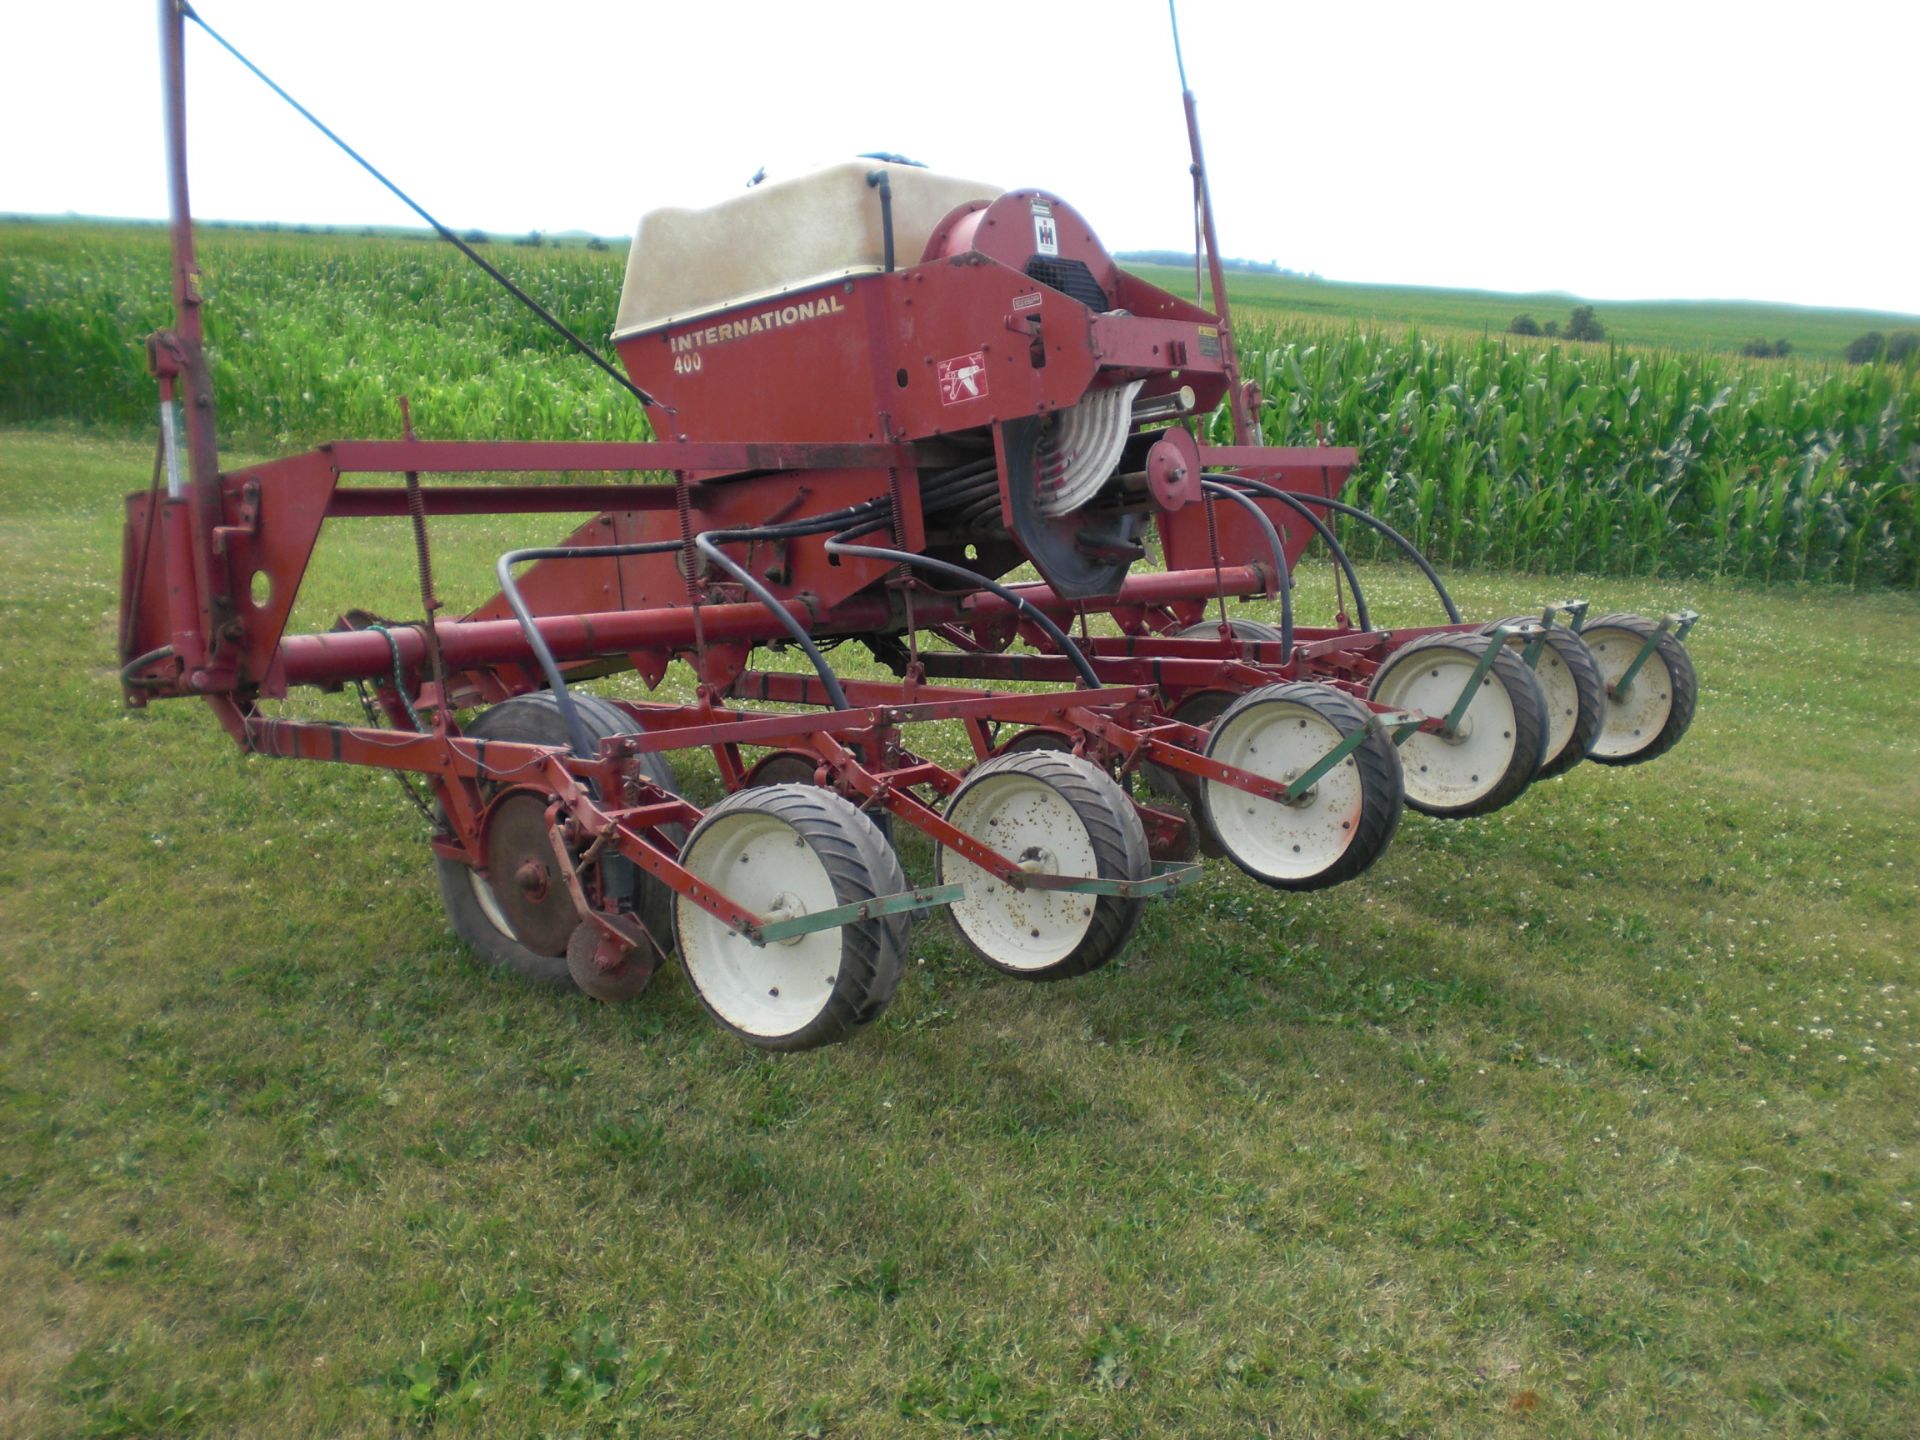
[1611,609,1700,698]
[1441,629,1510,736]
[1375,710,1428,748]
[1283,722,1374,800]
[1022,861,1200,899]
[750,882,964,945]
[1611,618,1670,696]
[1502,617,1548,669]
[1517,600,1588,666]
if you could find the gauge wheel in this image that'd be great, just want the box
[673,784,908,1051]
[1368,633,1548,817]
[1482,617,1605,779]
[1199,681,1404,890]
[936,751,1150,981]
[1579,613,1698,765]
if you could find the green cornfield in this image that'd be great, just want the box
[1227,329,1920,586]
[0,223,648,445]
[4,221,1916,585]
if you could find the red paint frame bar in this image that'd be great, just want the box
[320,439,918,475]
[325,485,681,517]
[273,566,1275,690]
[1195,445,1358,473]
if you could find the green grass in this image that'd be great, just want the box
[1129,263,1920,363]
[3,427,1918,1436]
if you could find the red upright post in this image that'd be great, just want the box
[156,0,234,669]
[1181,88,1259,447]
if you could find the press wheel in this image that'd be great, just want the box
[1368,633,1548,817]
[1580,613,1698,765]
[673,785,908,1051]
[1482,618,1605,779]
[1199,682,1404,891]
[936,751,1150,981]
[433,692,682,989]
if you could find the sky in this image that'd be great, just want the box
[5,0,1916,315]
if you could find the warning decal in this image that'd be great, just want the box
[1031,201,1059,256]
[937,352,989,405]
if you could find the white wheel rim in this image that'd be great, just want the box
[1376,648,1521,809]
[942,774,1097,971]
[1204,699,1363,881]
[1509,638,1579,764]
[675,809,843,1038]
[1584,628,1676,759]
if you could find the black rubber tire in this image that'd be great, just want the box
[1142,689,1237,858]
[995,727,1074,756]
[1482,618,1606,780]
[743,750,821,788]
[1177,618,1285,644]
[433,692,682,989]
[1369,633,1549,818]
[1198,681,1404,892]
[1580,613,1699,766]
[937,751,1150,981]
[673,784,908,1051]
[738,747,893,842]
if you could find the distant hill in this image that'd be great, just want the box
[1123,262,1920,363]
[1116,250,1306,277]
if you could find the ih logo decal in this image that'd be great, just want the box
[1031,199,1059,256]
[937,352,988,406]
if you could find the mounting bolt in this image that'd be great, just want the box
[515,860,550,901]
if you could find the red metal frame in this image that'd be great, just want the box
[122,0,1447,974]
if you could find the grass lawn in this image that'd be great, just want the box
[1,428,1916,1437]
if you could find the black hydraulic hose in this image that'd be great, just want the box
[866,170,895,272]
[120,643,178,689]
[1262,490,1461,623]
[729,501,883,543]
[823,535,1104,690]
[184,5,659,413]
[498,476,1031,733]
[740,467,984,545]
[689,471,1033,709]
[694,531,851,710]
[494,497,918,731]
[498,541,683,756]
[1215,475,1371,631]
[1197,482,1293,661]
[923,473,998,507]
